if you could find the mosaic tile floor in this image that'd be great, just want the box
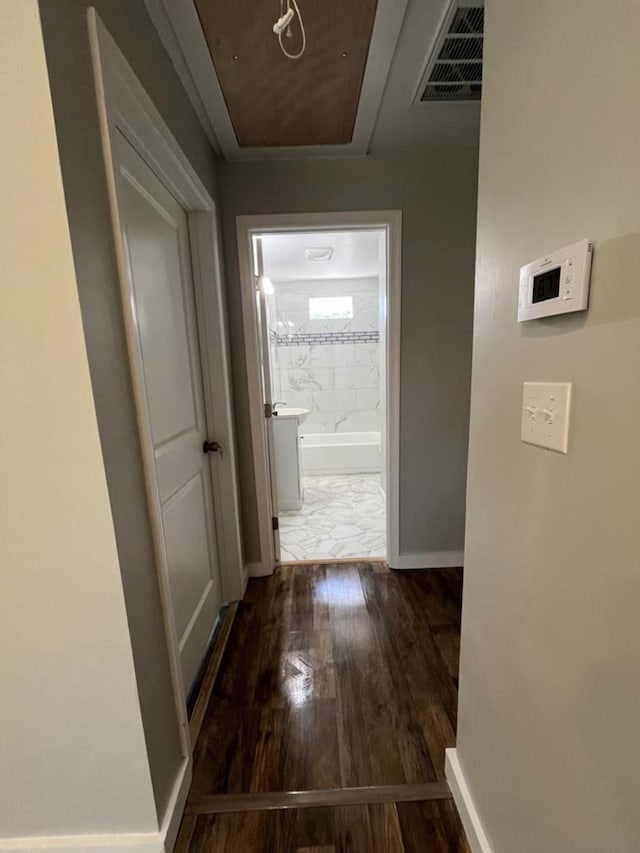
[279,474,386,562]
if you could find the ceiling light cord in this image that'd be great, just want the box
[276,0,306,60]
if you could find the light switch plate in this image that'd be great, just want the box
[521,382,572,453]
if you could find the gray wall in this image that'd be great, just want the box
[38,0,218,821]
[456,1,640,851]
[219,147,479,562]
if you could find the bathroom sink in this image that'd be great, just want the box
[273,407,310,424]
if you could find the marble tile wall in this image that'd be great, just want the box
[272,278,381,434]
[266,291,283,402]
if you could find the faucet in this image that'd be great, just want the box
[273,401,287,410]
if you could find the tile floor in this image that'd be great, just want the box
[279,474,386,561]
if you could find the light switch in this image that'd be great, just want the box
[521,382,572,453]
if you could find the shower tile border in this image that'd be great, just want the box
[277,330,380,347]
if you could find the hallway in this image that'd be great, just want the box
[178,562,469,851]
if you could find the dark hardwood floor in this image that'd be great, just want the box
[180,561,468,851]
[186,798,469,852]
[191,563,462,794]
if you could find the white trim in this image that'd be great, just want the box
[391,551,464,570]
[0,835,163,852]
[244,561,269,579]
[88,6,243,832]
[278,499,303,511]
[445,750,494,853]
[189,211,245,601]
[142,0,221,154]
[146,0,408,161]
[236,211,402,576]
[386,212,402,567]
[159,758,192,853]
[237,230,277,577]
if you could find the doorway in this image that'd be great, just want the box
[237,212,401,572]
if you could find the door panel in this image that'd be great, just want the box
[253,237,280,560]
[115,130,222,694]
[163,475,216,637]
[128,206,198,445]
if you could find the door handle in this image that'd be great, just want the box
[203,440,222,455]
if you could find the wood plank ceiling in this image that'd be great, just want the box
[193,0,378,148]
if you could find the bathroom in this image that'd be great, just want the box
[260,229,387,562]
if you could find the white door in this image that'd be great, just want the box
[253,237,281,560]
[115,132,223,694]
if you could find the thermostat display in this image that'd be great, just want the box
[518,238,593,322]
[532,267,561,304]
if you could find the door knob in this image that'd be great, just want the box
[203,440,222,455]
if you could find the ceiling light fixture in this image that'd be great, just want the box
[305,247,334,262]
[273,0,306,60]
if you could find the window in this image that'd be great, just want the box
[308,296,353,320]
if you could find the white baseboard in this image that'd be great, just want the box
[0,760,192,853]
[390,550,464,570]
[240,563,249,595]
[246,561,272,578]
[445,749,493,853]
[278,499,302,511]
[0,832,163,852]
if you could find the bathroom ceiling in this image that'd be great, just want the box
[193,0,377,148]
[261,231,384,281]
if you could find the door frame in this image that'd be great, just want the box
[88,9,244,841]
[236,211,402,575]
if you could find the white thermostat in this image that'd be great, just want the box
[518,238,593,322]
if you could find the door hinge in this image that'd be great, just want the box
[264,402,273,419]
[272,516,279,531]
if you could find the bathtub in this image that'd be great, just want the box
[300,431,381,475]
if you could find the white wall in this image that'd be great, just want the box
[456,1,640,851]
[0,1,157,842]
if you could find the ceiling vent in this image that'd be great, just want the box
[305,247,334,262]
[416,1,484,103]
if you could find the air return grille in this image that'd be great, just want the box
[418,2,484,102]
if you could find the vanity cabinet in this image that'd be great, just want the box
[273,415,304,511]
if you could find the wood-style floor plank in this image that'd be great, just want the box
[356,564,438,785]
[369,801,407,853]
[189,602,239,747]
[173,814,197,853]
[190,563,463,798]
[186,799,469,852]
[396,799,472,853]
